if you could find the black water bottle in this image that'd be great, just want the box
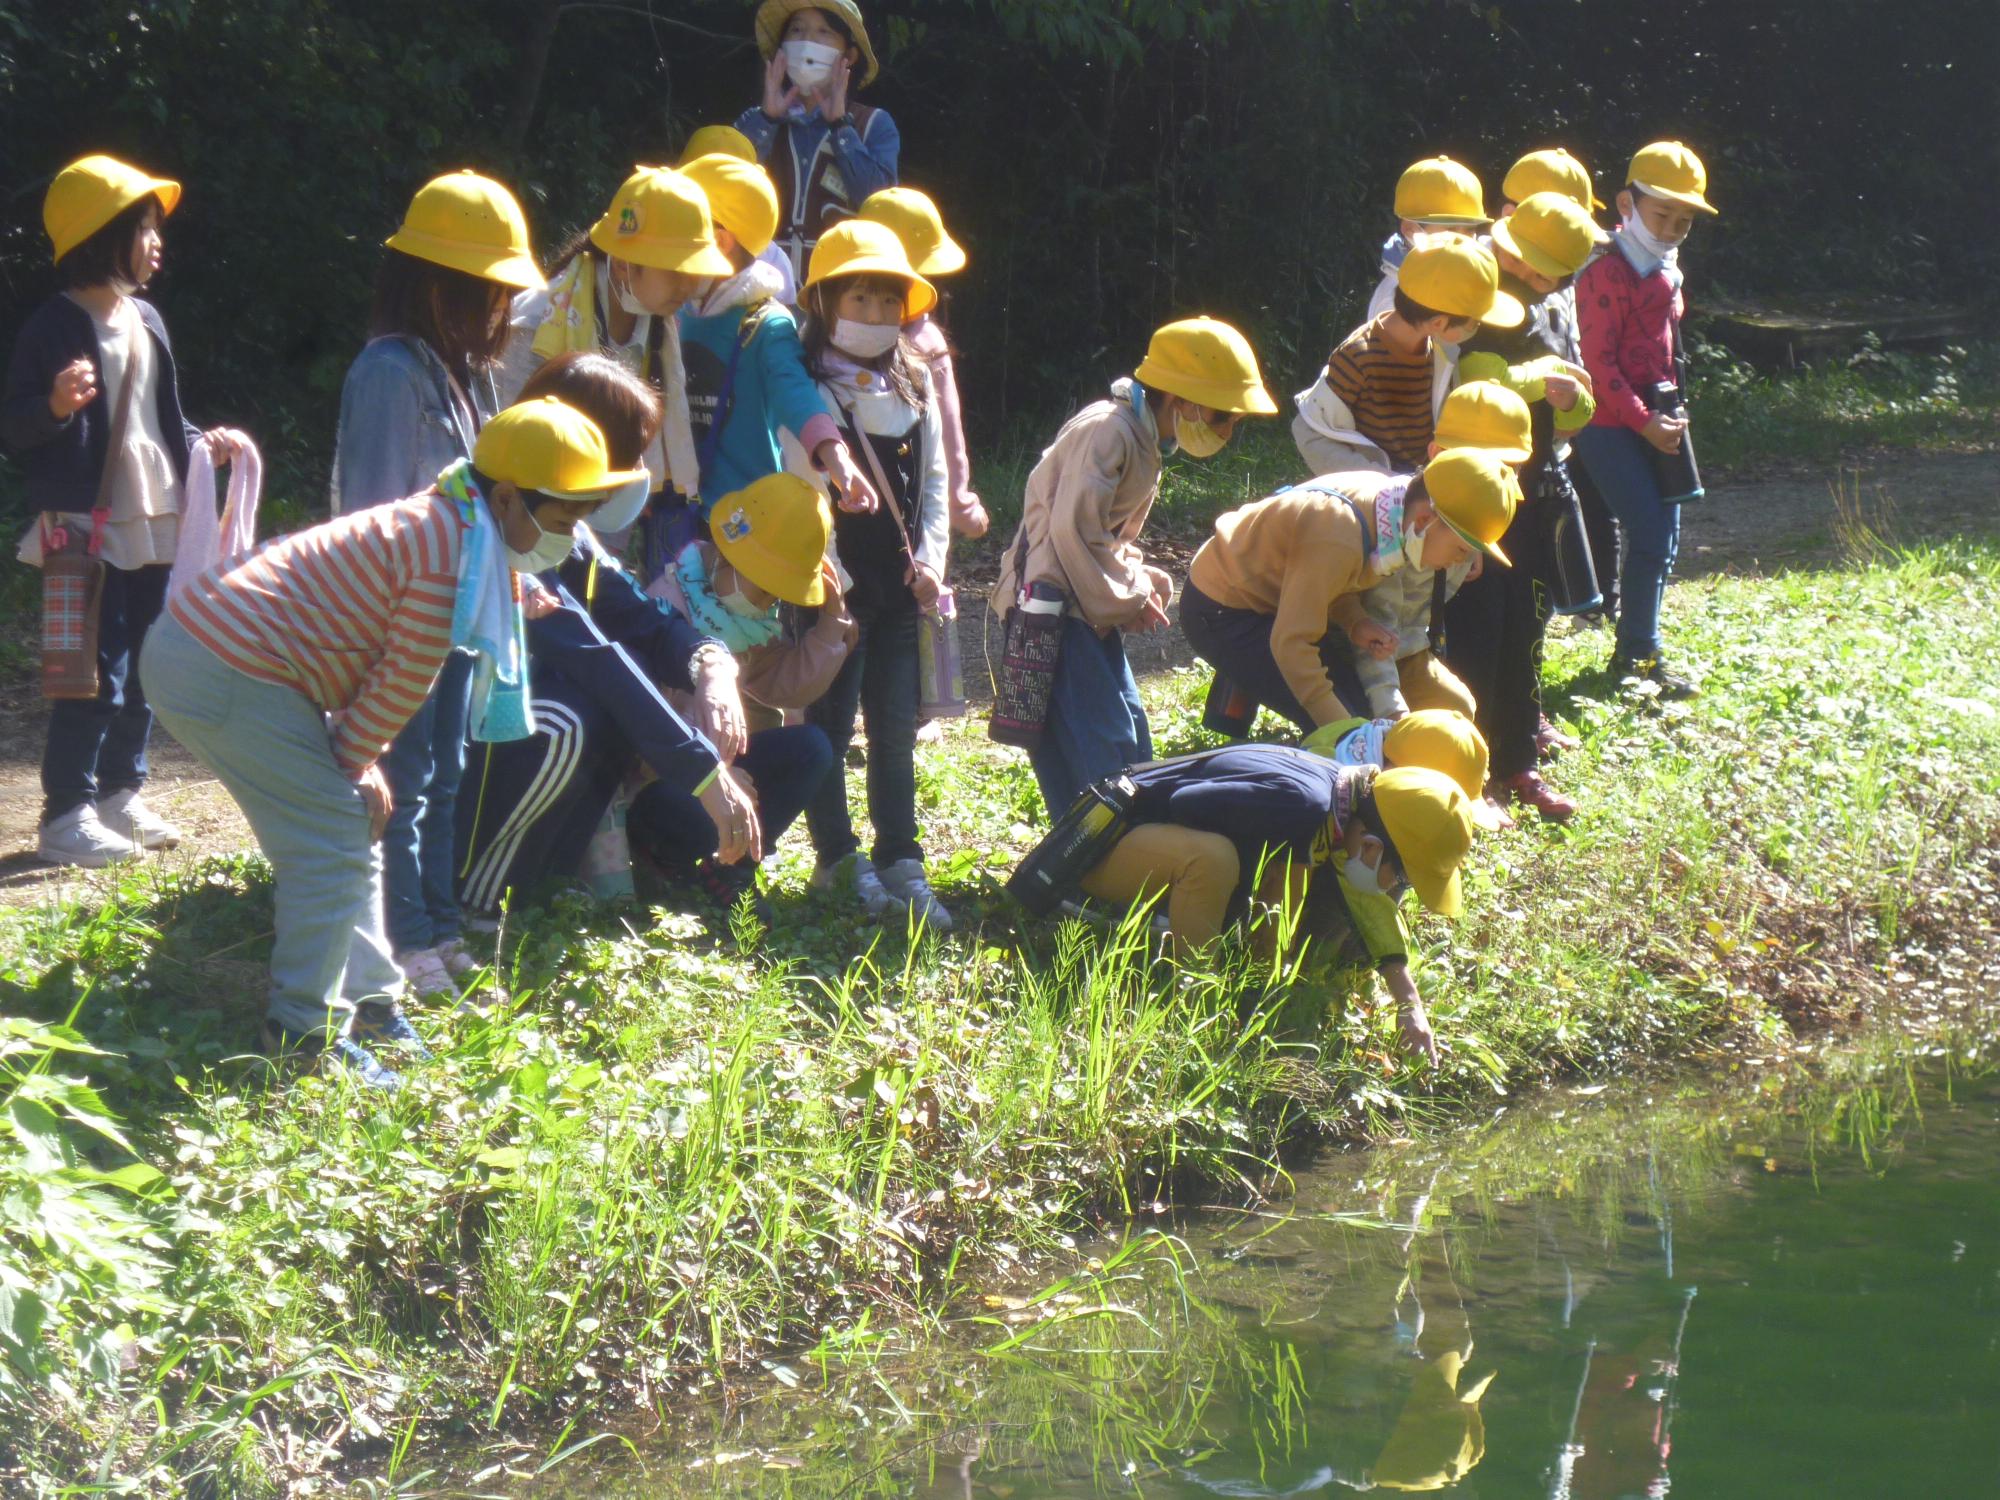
[1646,382,1704,505]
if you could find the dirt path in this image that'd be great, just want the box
[0,449,1990,908]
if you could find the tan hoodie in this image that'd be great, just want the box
[992,378,1164,632]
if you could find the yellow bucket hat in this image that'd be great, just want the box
[474,397,651,501]
[678,124,757,167]
[387,170,544,290]
[1491,191,1607,280]
[1134,317,1279,416]
[44,154,181,264]
[1372,767,1479,920]
[754,0,880,87]
[804,219,937,318]
[1421,447,1521,566]
[1434,381,1533,464]
[711,473,834,607]
[589,166,733,277]
[859,187,966,277]
[1503,147,1604,212]
[1383,710,1490,802]
[1628,140,1719,214]
[680,155,780,257]
[1393,155,1489,226]
[1398,235,1524,328]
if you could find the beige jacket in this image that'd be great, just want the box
[649,541,855,713]
[992,378,1163,632]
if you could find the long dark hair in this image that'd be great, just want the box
[516,351,663,469]
[367,248,512,376]
[799,274,927,410]
[58,197,155,290]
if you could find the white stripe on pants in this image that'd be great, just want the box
[141,614,405,1037]
[457,700,585,916]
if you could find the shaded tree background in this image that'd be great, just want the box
[2,0,1992,506]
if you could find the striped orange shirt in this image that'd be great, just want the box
[169,494,466,778]
[1325,314,1437,470]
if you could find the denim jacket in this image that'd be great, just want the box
[331,335,497,514]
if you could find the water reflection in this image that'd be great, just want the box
[457,1034,1999,1499]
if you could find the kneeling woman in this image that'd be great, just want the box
[145,397,646,1086]
[455,353,772,920]
[1072,747,1477,1063]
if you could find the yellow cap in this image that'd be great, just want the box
[1372,767,1479,920]
[1134,317,1279,416]
[1398,236,1523,327]
[754,0,880,87]
[44,155,181,264]
[711,473,833,607]
[804,219,938,318]
[1421,447,1521,566]
[678,124,757,167]
[1383,710,1490,802]
[386,171,544,290]
[473,397,651,501]
[1490,191,1606,280]
[858,187,966,277]
[1503,147,1604,211]
[679,154,780,257]
[1628,140,1718,214]
[588,165,733,277]
[1434,381,1533,464]
[1393,155,1488,226]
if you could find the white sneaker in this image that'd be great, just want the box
[97,788,181,850]
[810,852,898,917]
[435,936,510,1004]
[878,858,954,933]
[394,947,457,999]
[38,805,137,869]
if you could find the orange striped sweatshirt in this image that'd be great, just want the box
[168,494,466,779]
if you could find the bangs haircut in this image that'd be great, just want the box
[516,350,664,468]
[57,197,155,290]
[799,273,925,409]
[368,247,513,376]
[1392,286,1476,331]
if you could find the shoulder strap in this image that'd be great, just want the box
[86,314,145,554]
[698,305,773,477]
[837,397,914,560]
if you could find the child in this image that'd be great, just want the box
[1364,155,1492,323]
[3,155,250,868]
[144,398,647,1087]
[674,152,877,548]
[859,186,987,537]
[1295,236,1522,477]
[992,318,1277,816]
[1181,447,1518,736]
[1572,142,1718,698]
[796,220,952,928]
[1447,192,1607,822]
[679,129,802,305]
[738,0,901,288]
[1500,148,1604,215]
[332,170,545,998]
[507,165,732,552]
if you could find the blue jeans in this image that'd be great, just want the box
[379,650,471,952]
[1029,617,1152,819]
[806,598,923,867]
[630,725,833,869]
[43,561,168,822]
[1571,425,1679,660]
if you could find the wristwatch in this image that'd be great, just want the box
[833,112,857,132]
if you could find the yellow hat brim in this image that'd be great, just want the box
[538,463,654,502]
[911,233,967,277]
[1634,181,1718,214]
[1440,513,1511,568]
[385,227,547,290]
[1415,864,1464,920]
[1478,287,1525,328]
[588,217,733,278]
[51,175,182,263]
[1490,216,1581,282]
[807,254,938,319]
[1133,360,1280,416]
[714,533,828,607]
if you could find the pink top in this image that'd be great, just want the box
[908,317,972,508]
[1576,239,1684,432]
[168,494,465,778]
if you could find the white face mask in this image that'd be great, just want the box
[588,475,651,538]
[503,508,581,575]
[1343,843,1390,897]
[1402,520,1430,573]
[782,38,841,92]
[831,318,901,360]
[1620,207,1682,265]
[610,261,650,318]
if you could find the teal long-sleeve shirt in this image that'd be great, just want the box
[678,298,836,512]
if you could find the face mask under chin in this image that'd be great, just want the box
[1173,408,1230,459]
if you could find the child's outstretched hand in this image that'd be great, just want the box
[48,359,98,420]
[761,51,800,120]
[1641,412,1688,454]
[819,442,879,514]
[820,55,852,122]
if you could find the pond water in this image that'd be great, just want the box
[469,1040,2000,1498]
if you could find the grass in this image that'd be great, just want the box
[1,516,1998,1489]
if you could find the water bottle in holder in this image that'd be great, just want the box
[1645,382,1704,505]
[989,582,1067,750]
[1006,773,1137,917]
[917,585,968,718]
